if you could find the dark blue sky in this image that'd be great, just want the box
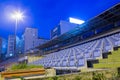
[0,0,120,39]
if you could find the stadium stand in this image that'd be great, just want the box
[29,32,120,69]
[29,3,120,71]
[37,3,120,54]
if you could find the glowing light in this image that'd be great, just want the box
[10,53,13,56]
[69,17,85,24]
[11,10,24,21]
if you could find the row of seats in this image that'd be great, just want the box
[29,32,120,69]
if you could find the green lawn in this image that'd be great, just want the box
[94,48,120,69]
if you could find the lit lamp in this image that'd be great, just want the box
[69,17,85,24]
[11,11,24,35]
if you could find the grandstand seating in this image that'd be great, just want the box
[29,32,120,69]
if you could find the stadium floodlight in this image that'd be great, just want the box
[11,10,24,35]
[11,10,24,21]
[69,17,85,25]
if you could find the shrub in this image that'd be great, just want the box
[48,77,54,80]
[20,77,25,80]
[10,63,43,71]
[92,72,106,80]
[74,76,82,80]
[52,76,59,80]
[11,63,27,70]
[111,72,120,80]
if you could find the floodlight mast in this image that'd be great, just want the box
[11,11,24,56]
[15,18,18,37]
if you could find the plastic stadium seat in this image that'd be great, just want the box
[103,38,113,53]
[77,58,85,66]
[108,36,120,47]
[68,58,76,67]
[93,49,101,58]
[61,58,68,67]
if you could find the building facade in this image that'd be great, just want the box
[0,38,7,54]
[24,28,38,52]
[16,36,24,54]
[36,38,48,47]
[6,35,15,57]
[0,38,2,54]
[24,28,48,53]
[51,20,78,39]
[0,37,7,61]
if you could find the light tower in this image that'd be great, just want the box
[11,10,24,56]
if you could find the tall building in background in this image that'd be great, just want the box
[36,37,48,46]
[24,28,38,52]
[24,28,48,53]
[0,38,2,54]
[51,20,78,39]
[16,36,24,54]
[0,37,7,61]
[6,35,15,57]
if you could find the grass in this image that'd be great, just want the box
[94,48,120,69]
[7,63,43,71]
[28,56,42,63]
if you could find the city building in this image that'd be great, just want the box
[16,36,24,54]
[36,37,48,47]
[0,38,2,54]
[0,37,7,61]
[50,20,78,39]
[24,28,38,52]
[24,28,48,53]
[6,35,15,57]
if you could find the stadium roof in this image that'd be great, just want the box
[37,3,120,49]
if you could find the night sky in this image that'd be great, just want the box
[0,0,120,39]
